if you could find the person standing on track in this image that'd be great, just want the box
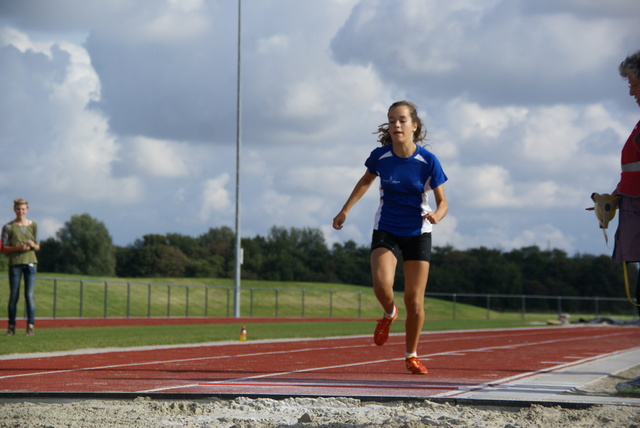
[333,100,448,375]
[2,198,40,336]
[612,50,640,395]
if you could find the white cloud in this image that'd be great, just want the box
[139,0,209,42]
[285,166,366,197]
[493,223,575,252]
[0,28,141,206]
[458,164,516,208]
[129,136,189,177]
[453,99,528,140]
[199,174,232,221]
[257,34,289,55]
[39,217,64,241]
[0,26,53,54]
[332,0,640,105]
[431,214,463,249]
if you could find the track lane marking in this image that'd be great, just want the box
[432,347,640,398]
[198,382,459,391]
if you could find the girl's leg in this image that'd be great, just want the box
[23,264,37,326]
[402,260,430,355]
[7,265,21,327]
[370,247,397,314]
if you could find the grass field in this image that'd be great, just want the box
[0,274,635,356]
[3,274,542,320]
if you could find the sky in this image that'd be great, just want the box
[0,0,639,258]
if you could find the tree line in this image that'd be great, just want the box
[15,213,628,300]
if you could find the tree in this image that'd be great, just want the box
[196,227,235,277]
[37,237,62,272]
[259,226,333,282]
[55,213,116,276]
[330,240,371,286]
[116,234,191,277]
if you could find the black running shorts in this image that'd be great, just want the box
[370,229,432,262]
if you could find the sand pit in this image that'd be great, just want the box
[0,395,638,427]
[1,337,638,427]
[1,366,638,428]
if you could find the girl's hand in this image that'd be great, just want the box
[333,212,347,230]
[423,212,439,224]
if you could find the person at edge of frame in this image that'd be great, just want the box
[610,50,640,395]
[2,198,40,336]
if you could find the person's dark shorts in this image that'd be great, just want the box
[370,229,432,262]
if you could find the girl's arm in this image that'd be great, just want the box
[0,244,31,253]
[333,170,377,230]
[0,226,39,253]
[424,184,448,224]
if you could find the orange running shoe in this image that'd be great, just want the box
[405,357,429,375]
[373,305,397,346]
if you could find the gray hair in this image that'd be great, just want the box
[619,50,640,80]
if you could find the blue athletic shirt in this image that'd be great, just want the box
[365,144,447,237]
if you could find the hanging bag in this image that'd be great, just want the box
[587,193,639,306]
[586,192,619,245]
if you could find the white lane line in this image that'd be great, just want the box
[141,358,403,393]
[432,347,640,398]
[0,343,370,381]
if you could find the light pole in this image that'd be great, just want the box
[233,0,242,318]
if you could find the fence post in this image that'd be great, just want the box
[486,295,490,320]
[358,292,362,319]
[126,282,131,318]
[330,291,333,318]
[275,288,279,318]
[557,296,562,317]
[186,286,189,317]
[521,295,526,321]
[79,280,83,318]
[103,281,108,318]
[167,285,171,317]
[452,293,457,320]
[53,279,57,319]
[301,289,305,318]
[147,284,152,318]
[205,287,209,317]
[250,288,254,317]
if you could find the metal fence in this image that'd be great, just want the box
[1,277,638,321]
[6,277,382,320]
[428,292,638,321]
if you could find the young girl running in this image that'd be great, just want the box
[333,101,448,374]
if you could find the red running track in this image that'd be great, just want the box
[0,325,638,399]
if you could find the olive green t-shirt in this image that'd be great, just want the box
[2,221,38,266]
